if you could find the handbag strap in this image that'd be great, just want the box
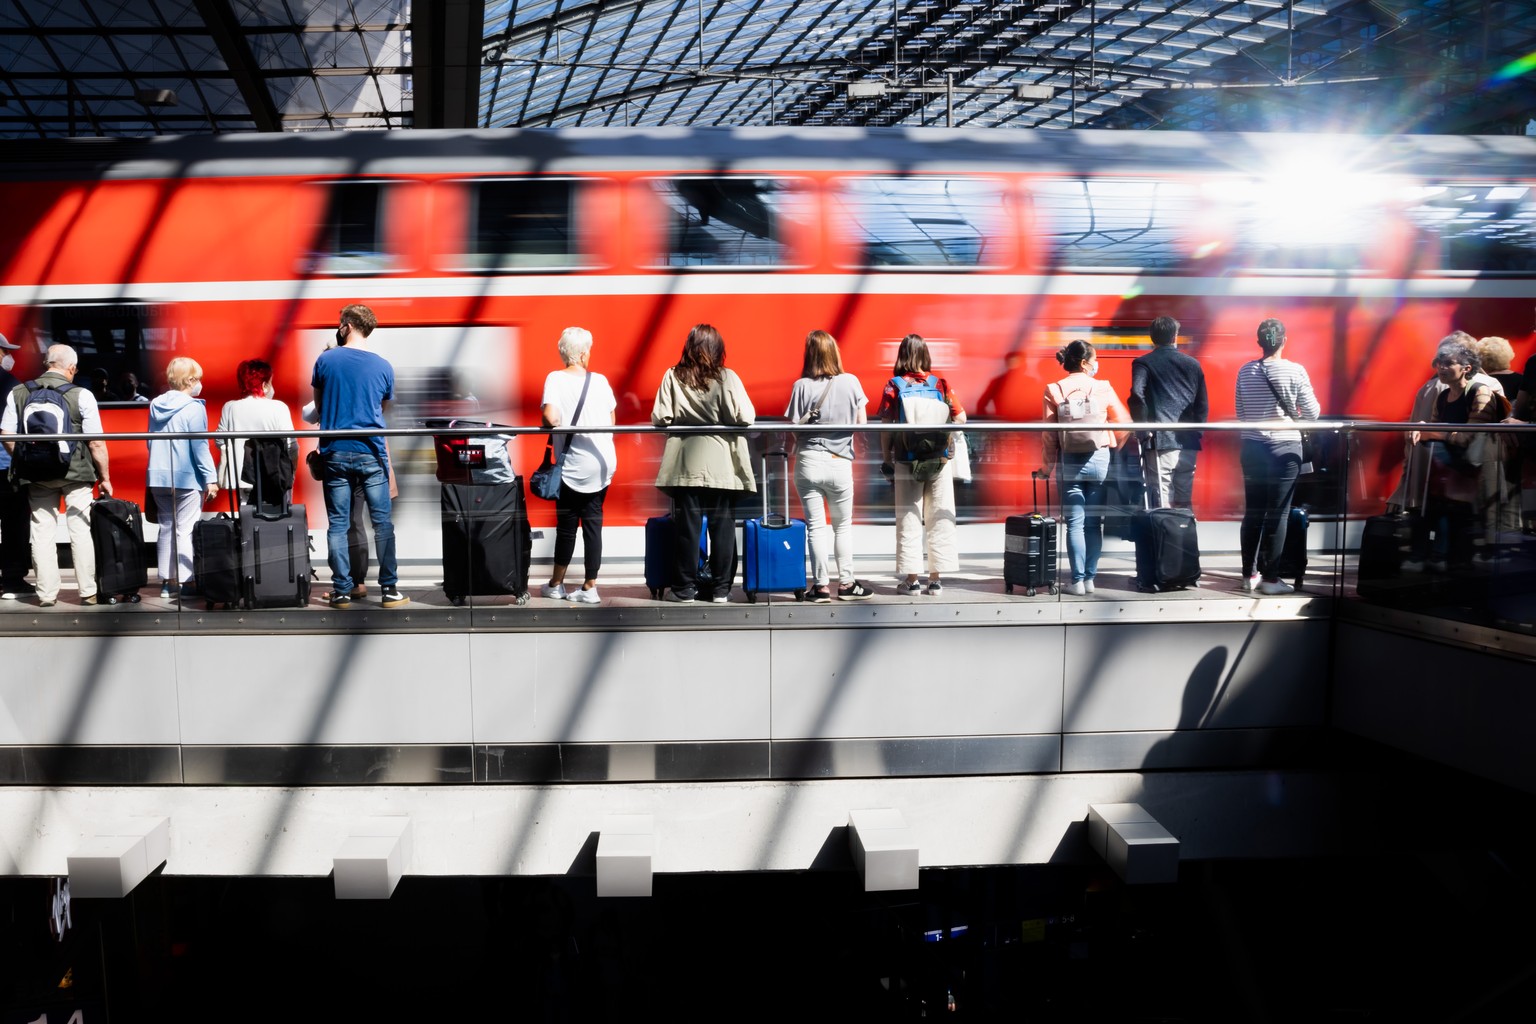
[554,371,594,457]
[1257,361,1301,423]
[799,377,835,424]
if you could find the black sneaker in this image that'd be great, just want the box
[329,591,352,609]
[838,581,873,600]
[380,587,410,608]
[0,580,36,600]
[666,588,698,604]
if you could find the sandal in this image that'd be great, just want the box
[809,586,833,604]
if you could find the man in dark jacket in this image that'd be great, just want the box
[1128,316,1208,509]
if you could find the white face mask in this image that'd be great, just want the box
[263,382,274,399]
[0,352,13,373]
[189,381,203,397]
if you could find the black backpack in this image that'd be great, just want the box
[11,381,79,482]
[241,437,296,506]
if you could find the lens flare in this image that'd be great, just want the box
[1491,51,1536,82]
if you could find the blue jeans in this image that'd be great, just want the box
[1058,448,1110,583]
[323,450,397,593]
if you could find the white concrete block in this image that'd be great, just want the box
[848,809,919,892]
[597,814,654,898]
[333,817,412,899]
[67,817,171,898]
[1087,803,1179,885]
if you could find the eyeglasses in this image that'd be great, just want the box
[1431,359,1463,368]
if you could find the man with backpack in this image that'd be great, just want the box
[1,343,114,606]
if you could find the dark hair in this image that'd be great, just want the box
[893,333,931,377]
[1056,339,1095,373]
[1149,316,1179,347]
[800,330,843,380]
[339,303,377,337]
[237,358,273,398]
[673,323,726,391]
[1257,318,1286,353]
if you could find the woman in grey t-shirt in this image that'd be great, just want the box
[784,330,872,602]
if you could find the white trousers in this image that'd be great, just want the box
[151,486,203,585]
[793,449,856,587]
[28,479,95,603]
[1141,446,1198,509]
[893,460,958,576]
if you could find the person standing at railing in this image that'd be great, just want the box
[1236,319,1320,595]
[311,303,408,609]
[0,332,33,600]
[784,330,872,603]
[147,357,219,598]
[1129,315,1207,510]
[1404,340,1500,573]
[1473,335,1522,559]
[539,327,618,606]
[217,358,297,508]
[1042,339,1130,597]
[1,343,113,607]
[1388,330,1504,514]
[651,323,756,604]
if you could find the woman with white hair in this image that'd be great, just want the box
[147,356,218,597]
[539,327,618,604]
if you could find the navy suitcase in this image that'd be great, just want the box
[1004,471,1059,596]
[193,513,243,608]
[1132,507,1202,592]
[742,452,807,603]
[1275,504,1310,590]
[441,480,532,605]
[644,513,713,600]
[90,497,147,604]
[1356,512,1415,601]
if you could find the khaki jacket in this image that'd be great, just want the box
[651,367,757,492]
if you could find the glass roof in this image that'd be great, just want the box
[2,1,1535,137]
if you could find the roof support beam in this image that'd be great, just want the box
[413,0,487,129]
[192,0,281,132]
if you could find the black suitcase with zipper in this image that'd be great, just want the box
[441,480,532,605]
[239,442,312,608]
[1005,472,1059,596]
[193,513,242,608]
[1132,506,1202,592]
[90,496,147,604]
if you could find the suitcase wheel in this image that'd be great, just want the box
[448,595,465,607]
[746,590,757,604]
[515,592,531,607]
[1049,584,1059,596]
[794,589,805,602]
[1026,586,1035,597]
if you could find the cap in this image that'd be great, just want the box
[0,332,19,350]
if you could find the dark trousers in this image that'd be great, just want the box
[346,479,370,585]
[554,483,608,582]
[1240,440,1301,580]
[0,477,29,583]
[674,487,737,596]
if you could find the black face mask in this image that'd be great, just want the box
[335,327,348,346]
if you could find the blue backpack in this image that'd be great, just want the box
[11,381,80,482]
[892,375,952,461]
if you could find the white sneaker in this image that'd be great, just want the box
[1068,580,1086,596]
[1242,572,1261,592]
[1083,579,1095,594]
[1257,579,1294,596]
[568,586,600,605]
[540,583,567,600]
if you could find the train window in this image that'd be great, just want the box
[646,177,812,268]
[308,181,397,275]
[1401,182,1536,272]
[833,177,1010,269]
[454,178,590,271]
[1031,178,1199,271]
[31,303,177,405]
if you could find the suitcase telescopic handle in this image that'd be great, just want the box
[761,449,793,525]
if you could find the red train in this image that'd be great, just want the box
[2,127,1533,536]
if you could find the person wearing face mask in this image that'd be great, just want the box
[1042,339,1131,596]
[216,358,297,507]
[0,331,34,599]
[147,357,218,596]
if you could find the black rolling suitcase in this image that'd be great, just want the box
[442,480,532,605]
[90,497,147,604]
[644,512,713,599]
[1132,506,1202,592]
[240,444,311,608]
[1275,504,1310,590]
[193,513,242,608]
[1355,511,1415,600]
[1004,471,1059,596]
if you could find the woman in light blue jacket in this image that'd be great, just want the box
[147,357,218,597]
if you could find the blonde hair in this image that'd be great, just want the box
[1475,336,1515,374]
[165,356,203,391]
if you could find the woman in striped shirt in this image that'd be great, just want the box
[1235,318,1320,595]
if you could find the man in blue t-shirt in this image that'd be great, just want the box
[311,304,408,608]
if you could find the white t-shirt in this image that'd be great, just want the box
[541,369,618,493]
[783,373,867,460]
[217,396,297,490]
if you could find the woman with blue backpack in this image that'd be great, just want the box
[877,333,967,596]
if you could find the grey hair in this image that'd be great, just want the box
[557,326,594,366]
[45,343,79,371]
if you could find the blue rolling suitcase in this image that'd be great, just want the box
[743,452,807,603]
